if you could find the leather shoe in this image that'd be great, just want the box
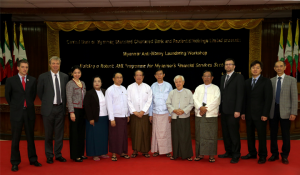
[218,153,232,158]
[282,158,289,164]
[30,161,42,167]
[46,158,53,164]
[258,157,266,164]
[81,156,88,159]
[241,154,257,159]
[268,155,279,161]
[55,157,67,162]
[230,157,239,164]
[73,158,83,162]
[11,165,18,172]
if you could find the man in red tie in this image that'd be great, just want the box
[5,60,42,172]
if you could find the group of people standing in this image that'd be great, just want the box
[5,56,297,172]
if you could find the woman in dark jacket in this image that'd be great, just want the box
[84,76,109,161]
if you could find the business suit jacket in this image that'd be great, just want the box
[5,75,37,121]
[242,76,273,120]
[37,71,69,117]
[269,75,298,119]
[84,88,106,122]
[220,72,245,114]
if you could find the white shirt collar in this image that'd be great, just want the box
[158,81,164,86]
[204,83,212,88]
[277,73,285,79]
[252,74,261,80]
[114,84,121,88]
[227,71,235,77]
[50,70,59,76]
[18,73,26,79]
[135,82,143,86]
[177,88,184,92]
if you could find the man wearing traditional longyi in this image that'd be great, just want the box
[106,73,131,161]
[166,75,194,161]
[128,70,153,158]
[149,69,173,158]
[193,70,220,163]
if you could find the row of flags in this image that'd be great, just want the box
[278,19,300,77]
[0,22,27,82]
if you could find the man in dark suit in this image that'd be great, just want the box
[218,58,244,164]
[268,61,297,164]
[241,60,273,164]
[5,60,42,172]
[37,56,69,164]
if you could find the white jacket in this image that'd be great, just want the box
[193,84,221,117]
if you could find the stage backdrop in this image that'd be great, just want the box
[59,28,249,90]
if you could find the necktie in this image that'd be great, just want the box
[224,75,229,88]
[252,79,257,90]
[55,74,61,105]
[275,77,282,104]
[22,77,27,107]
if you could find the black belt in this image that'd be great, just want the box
[53,103,62,106]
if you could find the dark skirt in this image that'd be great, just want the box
[109,117,128,155]
[130,114,151,153]
[195,115,218,156]
[69,108,85,159]
[86,116,109,156]
[171,116,193,159]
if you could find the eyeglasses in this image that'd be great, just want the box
[203,76,212,78]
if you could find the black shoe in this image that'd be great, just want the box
[230,157,239,164]
[282,158,289,164]
[81,156,88,159]
[55,157,67,162]
[258,157,266,164]
[218,153,232,158]
[11,165,18,172]
[30,161,42,167]
[46,158,53,164]
[241,153,257,159]
[73,158,83,162]
[268,155,279,161]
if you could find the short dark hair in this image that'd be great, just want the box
[134,69,144,76]
[203,70,213,76]
[93,75,101,82]
[274,60,286,67]
[71,65,81,73]
[250,60,263,69]
[113,72,122,78]
[225,58,235,65]
[17,59,29,67]
[155,68,164,75]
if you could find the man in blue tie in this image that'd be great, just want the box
[269,61,297,164]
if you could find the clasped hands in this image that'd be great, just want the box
[199,106,207,116]
[134,111,145,118]
[173,109,185,116]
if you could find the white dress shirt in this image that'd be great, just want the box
[275,73,285,92]
[127,82,153,115]
[202,84,212,104]
[96,90,108,117]
[50,70,62,104]
[105,84,129,121]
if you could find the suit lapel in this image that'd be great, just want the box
[25,75,31,91]
[225,72,236,88]
[271,77,276,98]
[15,75,25,92]
[252,76,263,91]
[59,72,64,93]
[281,75,288,93]
[48,71,55,94]
[93,89,99,102]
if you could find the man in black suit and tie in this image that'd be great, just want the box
[241,60,273,164]
[37,56,69,164]
[5,60,42,172]
[218,58,244,164]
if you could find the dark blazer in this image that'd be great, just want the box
[5,75,37,122]
[37,71,69,117]
[220,72,244,114]
[84,88,106,122]
[242,76,273,120]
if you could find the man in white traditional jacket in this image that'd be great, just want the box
[127,70,153,158]
[193,70,221,162]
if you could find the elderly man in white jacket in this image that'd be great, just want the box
[193,70,221,162]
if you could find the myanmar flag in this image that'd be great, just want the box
[0,43,4,82]
[13,23,19,75]
[18,24,27,62]
[278,23,285,62]
[4,21,13,78]
[284,22,293,75]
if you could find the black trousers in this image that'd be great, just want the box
[10,108,37,165]
[269,104,290,158]
[69,108,85,159]
[43,104,65,158]
[221,113,241,158]
[245,119,267,158]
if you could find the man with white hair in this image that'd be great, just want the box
[166,75,194,161]
[37,56,69,164]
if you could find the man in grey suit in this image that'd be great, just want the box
[37,56,69,164]
[268,61,297,164]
